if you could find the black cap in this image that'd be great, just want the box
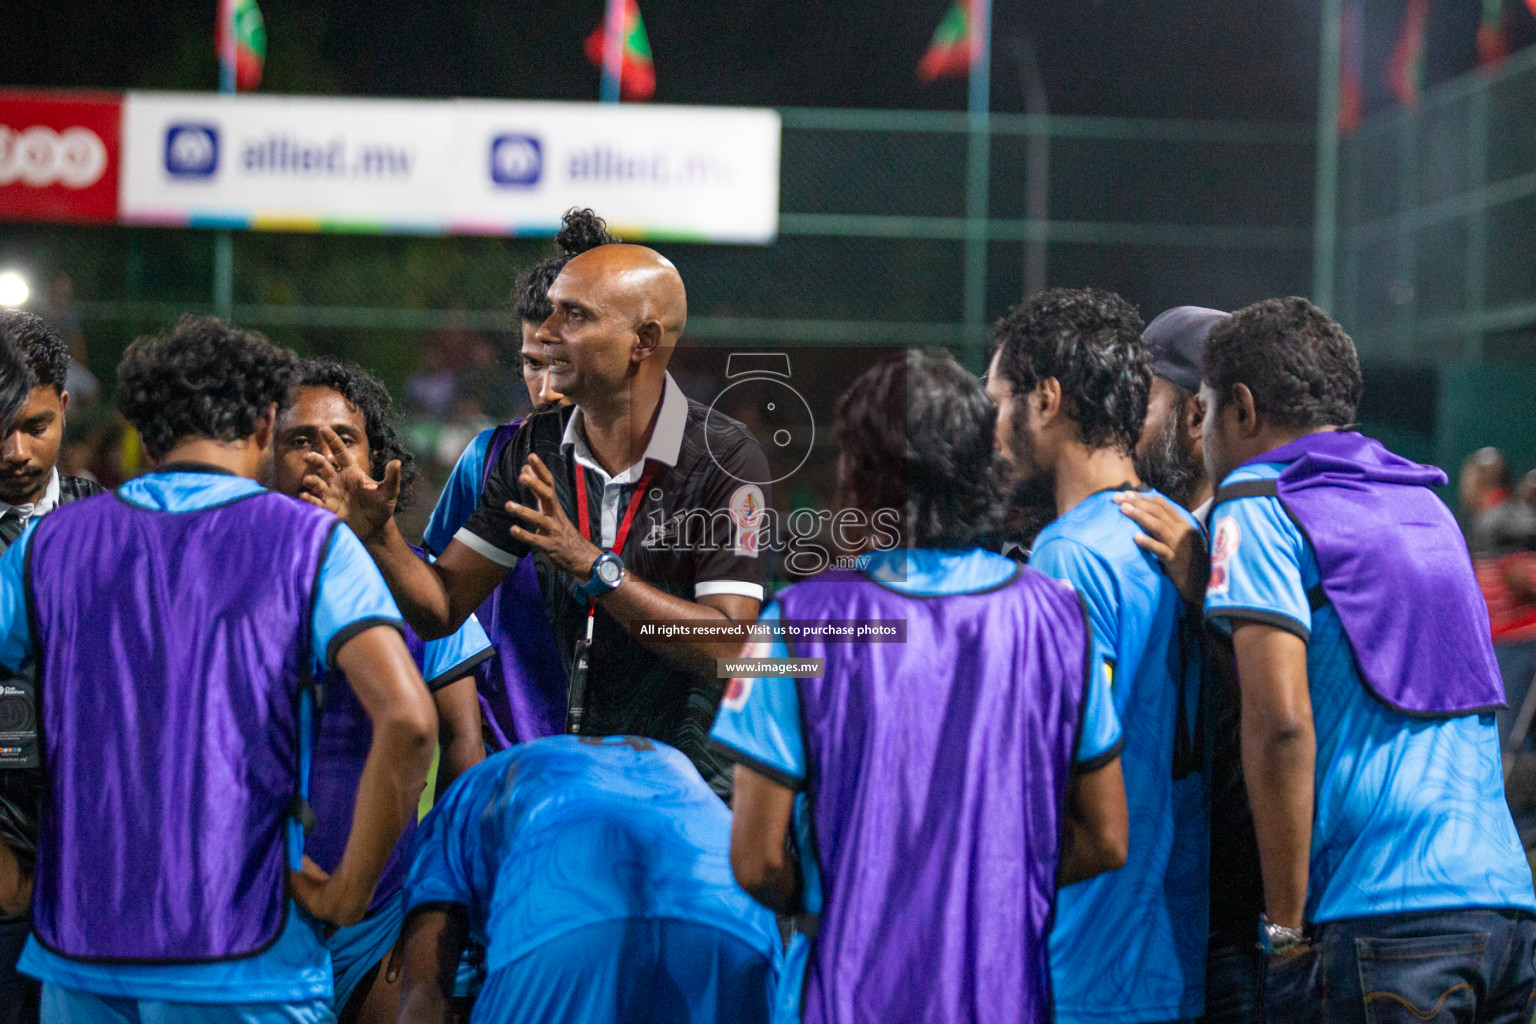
[1142,306,1228,394]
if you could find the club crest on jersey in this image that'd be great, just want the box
[722,641,770,711]
[1209,515,1239,595]
[729,484,765,558]
[722,675,754,712]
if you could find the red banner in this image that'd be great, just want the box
[0,91,123,224]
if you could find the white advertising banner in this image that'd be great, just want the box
[120,92,781,242]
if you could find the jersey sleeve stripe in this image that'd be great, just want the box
[325,615,407,669]
[1205,606,1311,642]
[695,580,766,601]
[452,527,519,567]
[707,739,806,790]
[1071,736,1125,775]
[423,647,495,692]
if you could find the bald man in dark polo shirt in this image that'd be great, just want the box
[304,245,768,794]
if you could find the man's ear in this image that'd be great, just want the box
[254,403,278,450]
[1035,377,1063,423]
[1231,383,1261,438]
[1181,391,1203,446]
[58,391,69,417]
[632,319,664,364]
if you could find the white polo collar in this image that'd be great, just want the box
[561,372,688,483]
[0,467,60,523]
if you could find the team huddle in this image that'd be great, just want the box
[0,207,1530,1024]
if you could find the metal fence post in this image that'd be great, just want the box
[1466,81,1490,362]
[1312,0,1342,313]
[1395,110,1418,358]
[962,0,993,370]
[214,0,236,323]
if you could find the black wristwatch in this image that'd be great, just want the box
[576,551,626,600]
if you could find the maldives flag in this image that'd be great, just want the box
[1478,0,1510,67]
[918,0,972,81]
[1339,1,1363,133]
[585,0,655,102]
[218,0,266,91]
[1386,0,1429,106]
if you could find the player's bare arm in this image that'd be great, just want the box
[393,906,471,1024]
[434,676,485,798]
[289,625,436,928]
[0,837,30,917]
[508,452,761,672]
[726,764,801,915]
[303,424,507,640]
[1234,620,1315,933]
[1058,756,1129,886]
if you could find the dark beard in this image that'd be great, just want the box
[993,472,1057,557]
[1134,413,1203,510]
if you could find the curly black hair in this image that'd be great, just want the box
[990,287,1149,455]
[0,315,39,434]
[0,310,68,392]
[1203,297,1361,430]
[296,356,418,512]
[116,315,300,461]
[834,348,1007,548]
[511,207,620,327]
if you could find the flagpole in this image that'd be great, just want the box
[214,0,235,321]
[963,0,992,369]
[600,0,625,102]
[1312,0,1342,312]
[1008,34,1048,299]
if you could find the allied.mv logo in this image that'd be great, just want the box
[164,124,219,178]
[490,134,542,187]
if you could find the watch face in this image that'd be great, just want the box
[597,558,623,585]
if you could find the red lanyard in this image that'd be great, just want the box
[573,461,655,625]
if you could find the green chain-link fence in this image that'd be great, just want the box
[1335,43,1536,478]
[0,105,1316,527]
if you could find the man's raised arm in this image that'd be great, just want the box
[301,425,506,641]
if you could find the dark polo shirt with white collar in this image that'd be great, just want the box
[457,373,769,794]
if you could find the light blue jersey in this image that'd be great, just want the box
[402,736,781,985]
[1206,462,1536,924]
[418,603,493,689]
[1031,489,1208,1024]
[422,426,495,557]
[12,470,401,1013]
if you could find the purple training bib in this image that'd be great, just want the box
[781,564,1093,1024]
[26,489,334,963]
[1216,431,1503,717]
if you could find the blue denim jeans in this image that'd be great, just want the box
[1264,909,1536,1024]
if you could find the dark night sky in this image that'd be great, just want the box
[1,1,1524,120]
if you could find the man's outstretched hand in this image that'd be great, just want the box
[300,424,401,543]
[506,453,602,579]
